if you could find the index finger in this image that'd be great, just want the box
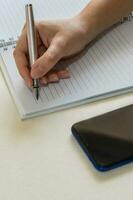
[13,28,32,87]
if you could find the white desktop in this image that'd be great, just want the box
[1,71,133,200]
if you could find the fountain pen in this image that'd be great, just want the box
[25,4,39,100]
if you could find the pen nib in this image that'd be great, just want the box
[35,88,39,100]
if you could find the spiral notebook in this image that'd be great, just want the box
[0,0,133,119]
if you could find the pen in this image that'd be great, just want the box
[25,4,39,100]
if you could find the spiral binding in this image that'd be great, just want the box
[0,37,18,51]
[0,12,132,51]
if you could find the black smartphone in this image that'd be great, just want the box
[72,104,133,172]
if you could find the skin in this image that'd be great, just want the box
[13,0,133,87]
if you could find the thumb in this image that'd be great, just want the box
[31,41,64,79]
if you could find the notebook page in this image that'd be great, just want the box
[0,0,89,41]
[1,20,133,119]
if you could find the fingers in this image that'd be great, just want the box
[57,68,70,79]
[40,68,70,85]
[14,51,33,87]
[13,28,33,87]
[14,24,43,87]
[31,37,65,79]
[14,21,71,88]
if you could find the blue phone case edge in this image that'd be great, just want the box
[71,126,133,172]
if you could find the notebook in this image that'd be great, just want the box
[0,0,133,119]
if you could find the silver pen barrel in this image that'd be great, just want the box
[25,4,39,100]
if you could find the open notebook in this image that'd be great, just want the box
[0,0,133,119]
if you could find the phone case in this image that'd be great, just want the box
[72,104,133,172]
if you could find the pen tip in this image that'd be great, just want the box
[35,88,39,100]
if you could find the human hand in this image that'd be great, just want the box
[13,16,90,87]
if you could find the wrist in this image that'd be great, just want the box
[73,13,101,45]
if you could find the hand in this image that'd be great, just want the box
[13,16,90,87]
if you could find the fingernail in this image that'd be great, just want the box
[48,74,59,82]
[40,77,48,85]
[58,71,70,78]
[24,78,32,88]
[31,67,39,79]
[31,71,36,79]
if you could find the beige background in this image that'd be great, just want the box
[0,70,133,200]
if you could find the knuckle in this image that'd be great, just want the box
[36,21,45,32]
[36,21,42,30]
[56,36,66,49]
[46,52,56,62]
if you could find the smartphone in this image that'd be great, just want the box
[72,105,133,172]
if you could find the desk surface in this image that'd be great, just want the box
[1,71,133,200]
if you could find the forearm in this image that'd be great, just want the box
[77,0,133,39]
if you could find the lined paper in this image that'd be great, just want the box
[1,19,133,119]
[1,0,133,119]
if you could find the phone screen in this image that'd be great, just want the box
[72,105,133,171]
